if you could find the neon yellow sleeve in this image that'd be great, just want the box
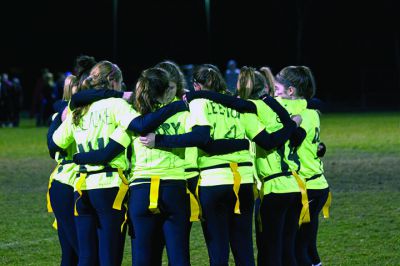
[111,98,140,130]
[300,110,318,134]
[242,113,266,139]
[53,114,75,149]
[187,99,211,130]
[110,127,132,148]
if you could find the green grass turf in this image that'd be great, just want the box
[0,113,399,265]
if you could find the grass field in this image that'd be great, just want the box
[0,112,399,265]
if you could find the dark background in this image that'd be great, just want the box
[1,0,399,111]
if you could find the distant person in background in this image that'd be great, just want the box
[11,77,22,127]
[55,72,67,100]
[0,74,4,126]
[37,71,56,126]
[32,68,49,121]
[1,73,14,127]
[225,59,240,95]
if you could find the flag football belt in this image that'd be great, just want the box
[74,167,129,216]
[323,191,332,219]
[199,162,253,171]
[262,171,292,182]
[46,160,76,230]
[131,178,188,215]
[184,168,199,172]
[184,169,201,221]
[186,175,201,222]
[199,162,253,215]
[305,173,323,182]
[292,171,311,226]
[260,171,311,226]
[305,174,331,219]
[46,163,61,230]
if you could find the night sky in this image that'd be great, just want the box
[1,0,399,110]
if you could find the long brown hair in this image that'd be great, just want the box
[237,66,267,100]
[73,61,122,126]
[135,68,170,115]
[62,75,77,101]
[155,60,186,99]
[259,66,275,97]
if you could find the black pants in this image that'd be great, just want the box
[129,181,190,266]
[200,184,255,266]
[257,192,302,266]
[49,180,79,266]
[295,188,329,266]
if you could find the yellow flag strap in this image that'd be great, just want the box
[149,176,161,214]
[292,171,310,226]
[52,218,58,230]
[195,176,203,220]
[322,191,332,219]
[229,163,241,215]
[46,164,60,213]
[187,187,200,222]
[74,173,87,216]
[120,202,128,233]
[253,183,260,200]
[112,169,129,210]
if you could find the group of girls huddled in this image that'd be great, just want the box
[46,58,330,266]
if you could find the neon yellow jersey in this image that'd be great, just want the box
[187,99,265,186]
[179,111,199,179]
[297,109,329,190]
[254,98,307,194]
[251,99,282,177]
[52,98,139,190]
[49,110,78,187]
[130,110,188,184]
[49,107,78,187]
[53,146,77,187]
[277,98,307,116]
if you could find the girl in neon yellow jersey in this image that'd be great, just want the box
[275,66,330,266]
[47,74,79,266]
[51,61,137,266]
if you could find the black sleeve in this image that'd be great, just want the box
[306,97,325,111]
[155,126,211,148]
[186,90,257,113]
[252,122,295,151]
[249,95,297,150]
[53,100,68,113]
[128,101,188,135]
[70,89,123,110]
[261,95,293,124]
[289,127,307,147]
[47,114,65,159]
[317,142,327,158]
[200,138,249,155]
[73,139,125,165]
